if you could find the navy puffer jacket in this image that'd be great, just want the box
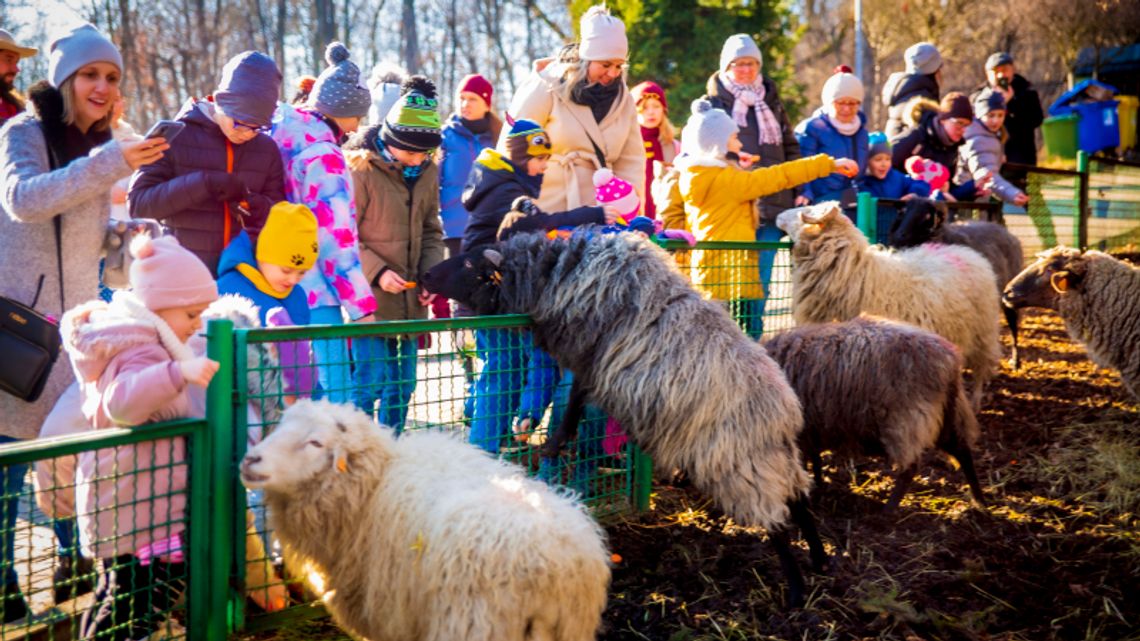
[128,98,285,275]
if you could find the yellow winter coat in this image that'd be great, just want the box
[681,153,835,300]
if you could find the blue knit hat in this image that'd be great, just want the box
[48,24,122,88]
[868,131,891,158]
[215,51,282,128]
[310,42,372,119]
[973,88,1007,117]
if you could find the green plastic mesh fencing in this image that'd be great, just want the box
[228,239,794,629]
[1086,158,1140,254]
[0,421,206,641]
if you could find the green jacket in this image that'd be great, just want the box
[347,145,445,322]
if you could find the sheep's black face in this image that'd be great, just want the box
[1003,248,1085,310]
[888,198,946,248]
[422,248,506,315]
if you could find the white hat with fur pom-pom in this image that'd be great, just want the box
[682,98,739,161]
[129,234,218,311]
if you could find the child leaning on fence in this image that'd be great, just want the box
[58,235,218,641]
[677,98,858,339]
[461,118,614,454]
[217,201,320,401]
[343,76,446,432]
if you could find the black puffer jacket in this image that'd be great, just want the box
[702,73,802,223]
[881,71,940,138]
[127,98,285,275]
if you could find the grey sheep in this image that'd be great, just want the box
[888,198,1025,368]
[762,315,986,508]
[422,231,827,608]
[1003,247,1140,401]
[777,202,1002,410]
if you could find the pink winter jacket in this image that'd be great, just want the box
[60,297,202,559]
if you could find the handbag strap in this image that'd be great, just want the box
[43,128,66,312]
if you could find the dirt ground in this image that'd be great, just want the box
[250,309,1140,641]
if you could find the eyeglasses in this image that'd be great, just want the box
[729,59,760,70]
[232,119,270,133]
[944,118,972,129]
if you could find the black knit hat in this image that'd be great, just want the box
[380,75,442,152]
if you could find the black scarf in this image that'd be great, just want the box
[461,115,492,135]
[570,80,622,123]
[27,80,112,168]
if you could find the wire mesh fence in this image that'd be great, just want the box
[1086,157,1140,254]
[0,421,208,641]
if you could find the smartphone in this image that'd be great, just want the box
[144,119,185,143]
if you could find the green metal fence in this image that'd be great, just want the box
[0,419,210,640]
[1086,156,1140,253]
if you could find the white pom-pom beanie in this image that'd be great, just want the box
[682,98,738,160]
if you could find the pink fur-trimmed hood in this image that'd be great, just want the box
[61,299,161,383]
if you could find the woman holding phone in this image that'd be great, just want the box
[0,23,166,622]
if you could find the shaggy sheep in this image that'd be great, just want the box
[888,198,1025,368]
[776,202,1002,408]
[422,231,827,608]
[762,315,986,508]
[240,399,610,641]
[1003,247,1140,401]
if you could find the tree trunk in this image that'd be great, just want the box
[402,0,420,74]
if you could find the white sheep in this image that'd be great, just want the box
[240,399,611,641]
[1003,247,1140,401]
[777,202,1002,408]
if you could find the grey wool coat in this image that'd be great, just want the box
[0,113,132,440]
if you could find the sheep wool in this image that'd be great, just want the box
[763,315,985,507]
[1004,247,1140,402]
[777,202,1001,408]
[421,231,825,607]
[242,400,611,641]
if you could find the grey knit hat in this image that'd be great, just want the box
[719,34,762,73]
[310,42,372,119]
[682,98,738,160]
[215,51,282,128]
[48,24,122,88]
[973,88,1007,117]
[904,42,942,76]
[367,62,407,124]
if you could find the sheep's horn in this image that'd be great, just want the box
[483,249,503,267]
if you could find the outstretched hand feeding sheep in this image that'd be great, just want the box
[240,399,610,641]
[421,230,826,608]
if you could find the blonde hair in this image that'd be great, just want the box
[637,96,678,146]
[59,75,115,132]
[557,52,629,105]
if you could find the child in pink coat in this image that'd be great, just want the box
[61,235,219,641]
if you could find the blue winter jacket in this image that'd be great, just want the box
[216,230,312,326]
[794,108,868,203]
[861,168,932,200]
[439,115,498,240]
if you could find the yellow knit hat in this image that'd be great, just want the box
[256,202,319,270]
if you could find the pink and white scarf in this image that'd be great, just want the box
[718,72,783,146]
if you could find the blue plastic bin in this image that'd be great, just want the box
[1073,100,1120,153]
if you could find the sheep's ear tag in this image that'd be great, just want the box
[335,456,349,473]
[489,270,502,285]
[1050,271,1069,294]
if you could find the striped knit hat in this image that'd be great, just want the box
[504,118,551,165]
[381,75,442,152]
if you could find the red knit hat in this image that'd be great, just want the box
[632,81,668,113]
[457,74,493,108]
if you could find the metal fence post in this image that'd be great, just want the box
[856,191,877,241]
[1076,151,1089,250]
[631,444,653,512]
[205,319,237,640]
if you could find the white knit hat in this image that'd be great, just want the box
[719,34,762,73]
[578,5,628,61]
[821,72,864,105]
[682,98,738,160]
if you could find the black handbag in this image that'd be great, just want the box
[0,217,64,403]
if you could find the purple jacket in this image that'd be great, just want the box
[128,99,286,275]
